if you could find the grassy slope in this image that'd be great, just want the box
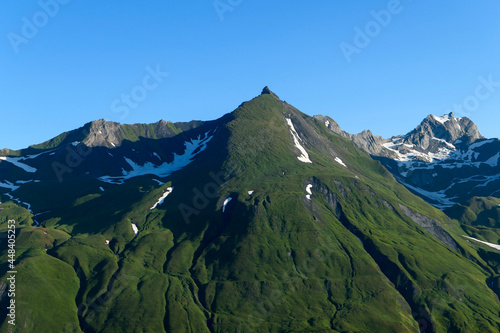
[444,197,500,298]
[0,204,81,333]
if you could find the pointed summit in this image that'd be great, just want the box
[260,86,280,99]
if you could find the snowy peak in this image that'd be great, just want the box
[374,113,499,209]
[408,113,483,148]
[314,111,498,210]
[380,113,484,163]
[431,112,454,125]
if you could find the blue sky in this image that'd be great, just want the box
[1,0,499,150]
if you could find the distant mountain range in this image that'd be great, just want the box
[318,112,499,209]
[1,87,500,332]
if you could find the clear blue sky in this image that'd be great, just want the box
[1,0,499,150]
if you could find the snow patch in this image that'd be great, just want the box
[105,240,110,245]
[131,223,139,235]
[484,152,500,167]
[285,118,312,164]
[99,131,214,184]
[400,181,457,209]
[383,137,455,163]
[469,139,494,150]
[22,149,56,160]
[99,187,105,192]
[22,201,32,212]
[34,211,50,217]
[153,152,161,160]
[15,180,33,184]
[463,235,500,251]
[0,181,20,191]
[334,157,347,168]
[432,137,455,149]
[152,179,165,185]
[306,184,313,200]
[2,191,32,213]
[0,156,37,173]
[222,197,232,213]
[325,120,330,127]
[150,187,173,210]
[433,114,450,124]
[248,190,254,195]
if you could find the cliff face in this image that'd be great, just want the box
[82,119,204,148]
[314,115,388,156]
[404,113,483,150]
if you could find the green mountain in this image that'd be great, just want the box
[1,88,500,332]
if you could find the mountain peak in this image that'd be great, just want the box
[412,113,482,144]
[84,119,122,148]
[429,113,456,125]
[260,86,280,99]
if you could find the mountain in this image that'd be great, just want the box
[1,88,500,332]
[1,118,203,153]
[315,115,388,156]
[318,112,500,209]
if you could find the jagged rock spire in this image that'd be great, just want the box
[261,86,280,99]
